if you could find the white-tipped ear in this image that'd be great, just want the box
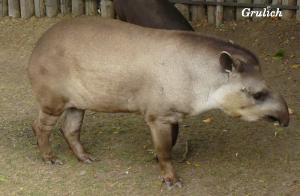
[219,51,234,73]
[219,51,244,73]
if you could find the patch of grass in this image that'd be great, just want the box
[0,175,7,183]
[273,49,285,60]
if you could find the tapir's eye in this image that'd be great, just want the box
[253,91,268,101]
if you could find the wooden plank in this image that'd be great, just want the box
[224,0,234,20]
[72,0,84,16]
[206,0,216,24]
[175,3,190,21]
[216,0,223,26]
[34,0,45,17]
[20,0,34,19]
[236,0,252,20]
[0,0,8,16]
[297,0,300,21]
[191,0,205,22]
[272,0,282,5]
[8,0,20,17]
[252,0,267,21]
[45,0,58,17]
[85,0,97,15]
[271,0,282,19]
[60,0,71,16]
[282,0,296,19]
[100,0,114,18]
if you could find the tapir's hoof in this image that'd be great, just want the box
[162,177,183,190]
[44,156,63,165]
[78,153,96,164]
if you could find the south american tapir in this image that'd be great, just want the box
[28,17,289,188]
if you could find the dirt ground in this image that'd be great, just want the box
[0,16,299,195]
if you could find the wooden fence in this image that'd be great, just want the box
[172,0,300,25]
[0,0,114,18]
[0,0,299,26]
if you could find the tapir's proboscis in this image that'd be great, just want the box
[28,18,289,188]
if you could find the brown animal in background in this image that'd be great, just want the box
[113,0,193,31]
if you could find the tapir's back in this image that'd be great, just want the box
[30,17,176,73]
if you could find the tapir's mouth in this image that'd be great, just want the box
[264,115,289,127]
[265,115,279,123]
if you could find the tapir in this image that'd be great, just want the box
[28,17,289,188]
[113,0,194,31]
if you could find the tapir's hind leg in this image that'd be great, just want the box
[32,110,63,164]
[61,108,95,163]
[171,123,179,146]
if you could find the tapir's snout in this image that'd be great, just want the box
[278,110,290,127]
[277,99,290,127]
[265,95,290,127]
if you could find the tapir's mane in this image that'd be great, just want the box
[178,31,260,69]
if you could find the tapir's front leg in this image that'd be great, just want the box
[60,108,95,163]
[146,116,182,189]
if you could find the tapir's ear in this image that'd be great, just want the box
[219,51,243,73]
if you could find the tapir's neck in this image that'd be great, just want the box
[187,59,228,116]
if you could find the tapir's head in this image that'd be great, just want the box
[211,50,289,127]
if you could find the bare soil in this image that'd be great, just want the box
[0,16,299,195]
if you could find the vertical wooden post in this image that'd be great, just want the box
[216,0,224,26]
[271,0,282,19]
[61,0,71,16]
[297,0,300,21]
[8,0,20,17]
[206,0,216,24]
[45,0,58,17]
[85,0,97,15]
[72,0,84,16]
[191,1,205,22]
[272,0,282,5]
[101,0,114,18]
[20,0,34,19]
[224,0,234,20]
[0,0,8,17]
[175,3,190,21]
[282,0,296,19]
[252,0,267,21]
[34,0,45,17]
[236,0,252,20]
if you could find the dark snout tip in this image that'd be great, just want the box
[276,110,290,127]
[277,96,290,127]
[279,116,289,127]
